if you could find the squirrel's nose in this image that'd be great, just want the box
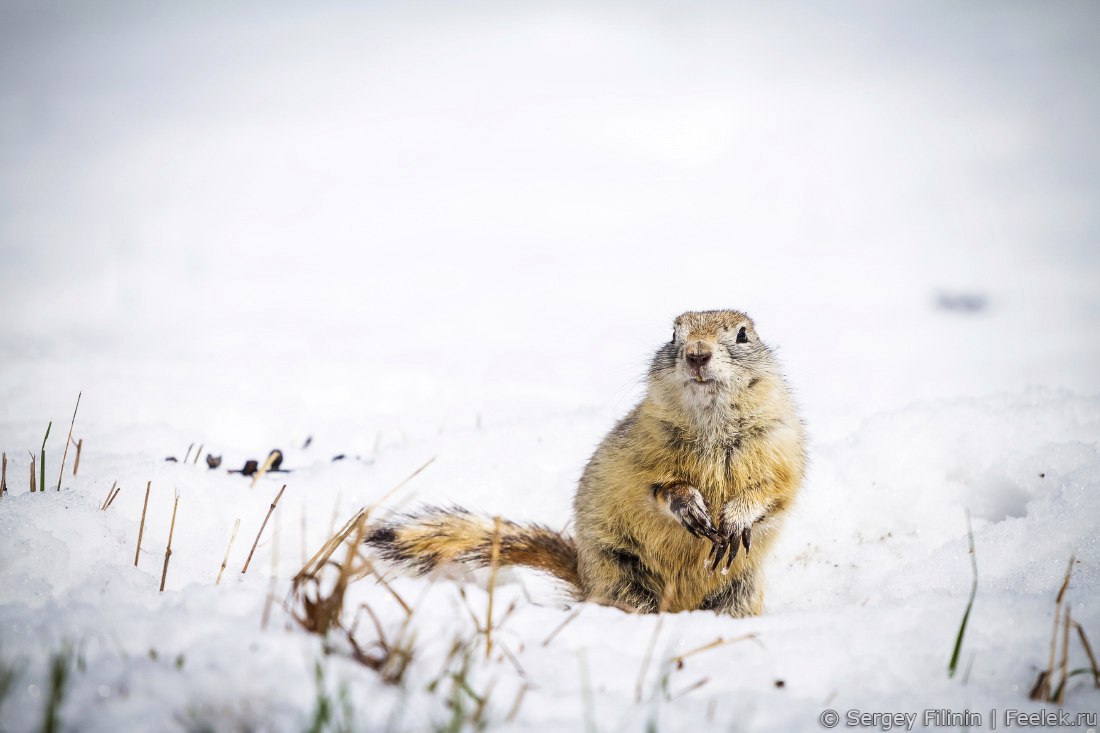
[685,348,712,371]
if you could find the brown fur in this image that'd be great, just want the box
[369,507,581,590]
[366,309,805,616]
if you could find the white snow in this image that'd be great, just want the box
[2,2,1099,731]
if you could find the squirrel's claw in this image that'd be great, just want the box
[710,520,752,571]
[657,482,722,544]
[680,501,720,543]
[725,535,740,569]
[716,533,740,571]
[709,540,728,571]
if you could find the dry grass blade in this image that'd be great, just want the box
[457,587,483,631]
[2,451,8,496]
[296,456,435,584]
[286,457,437,682]
[296,508,367,584]
[1049,556,1073,698]
[72,439,83,477]
[372,455,437,517]
[1029,670,1050,702]
[183,443,194,464]
[29,452,36,493]
[249,450,280,489]
[670,633,759,669]
[295,513,368,635]
[1040,609,1060,700]
[351,602,391,651]
[102,485,121,510]
[1056,606,1071,704]
[635,615,664,703]
[159,491,180,592]
[40,422,50,495]
[542,606,583,647]
[100,482,118,511]
[55,392,81,491]
[1031,554,1076,701]
[505,683,529,723]
[193,444,203,465]
[470,678,494,727]
[1073,621,1100,688]
[216,518,241,586]
[1055,555,1074,603]
[353,564,412,616]
[135,481,151,566]
[670,676,709,700]
[485,515,503,660]
[242,484,286,574]
[496,639,527,678]
[496,598,519,629]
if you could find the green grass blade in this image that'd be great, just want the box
[1050,667,1095,702]
[949,510,978,678]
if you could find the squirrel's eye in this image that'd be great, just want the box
[671,331,676,344]
[736,326,749,343]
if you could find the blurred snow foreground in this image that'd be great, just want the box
[2,1,1100,731]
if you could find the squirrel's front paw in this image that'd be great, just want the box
[652,482,721,543]
[707,520,752,573]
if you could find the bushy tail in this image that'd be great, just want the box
[366,506,580,592]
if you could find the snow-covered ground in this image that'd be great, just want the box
[2,2,1099,731]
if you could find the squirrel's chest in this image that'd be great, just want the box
[677,443,747,505]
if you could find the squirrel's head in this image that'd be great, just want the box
[648,309,777,412]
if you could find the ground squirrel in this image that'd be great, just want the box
[368,310,806,616]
